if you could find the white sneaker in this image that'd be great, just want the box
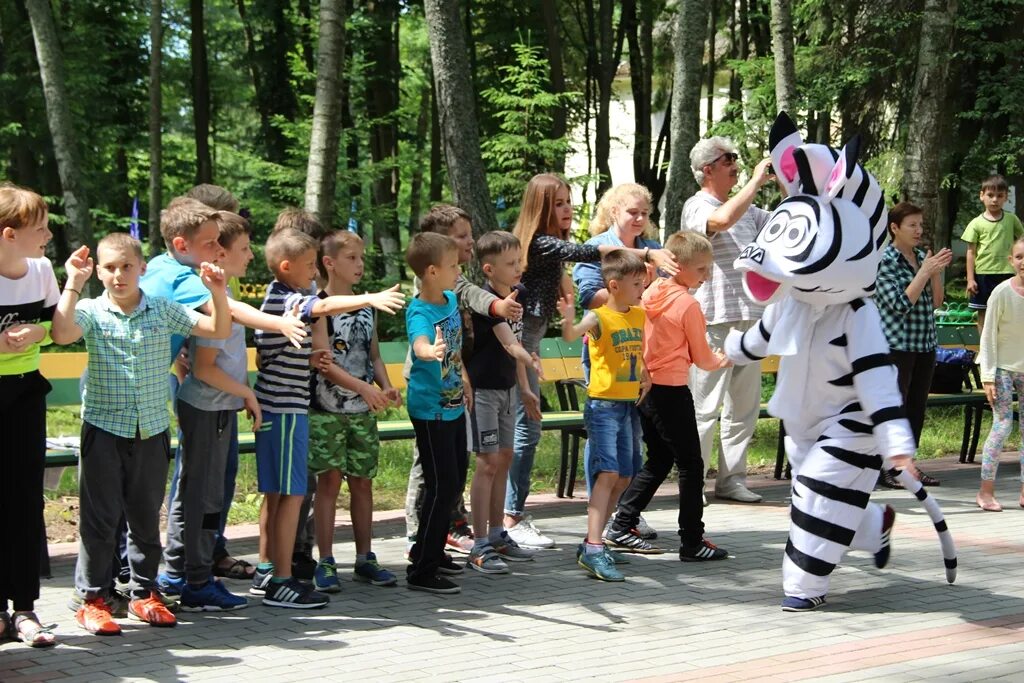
[714,484,763,503]
[635,515,658,540]
[505,516,554,549]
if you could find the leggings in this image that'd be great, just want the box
[981,368,1024,482]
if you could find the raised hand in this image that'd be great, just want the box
[368,284,406,315]
[649,248,680,277]
[921,248,953,276]
[431,325,447,361]
[753,157,775,186]
[493,288,523,321]
[64,245,94,287]
[556,293,575,322]
[199,261,227,290]
[279,302,308,348]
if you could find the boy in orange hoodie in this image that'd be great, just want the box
[604,231,734,562]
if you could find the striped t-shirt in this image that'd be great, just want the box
[253,280,319,413]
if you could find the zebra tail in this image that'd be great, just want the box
[894,468,957,584]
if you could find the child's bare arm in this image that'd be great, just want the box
[223,298,306,348]
[965,243,978,295]
[192,345,262,429]
[51,246,92,345]
[313,319,390,412]
[189,263,232,339]
[557,294,598,342]
[313,284,405,317]
[370,329,402,406]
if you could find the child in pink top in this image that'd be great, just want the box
[604,231,734,560]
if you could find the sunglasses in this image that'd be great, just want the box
[712,152,739,165]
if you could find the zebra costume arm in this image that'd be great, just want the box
[724,303,781,365]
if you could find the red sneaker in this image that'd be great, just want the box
[446,522,474,555]
[76,598,122,635]
[129,591,177,627]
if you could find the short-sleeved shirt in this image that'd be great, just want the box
[177,292,247,412]
[961,212,1024,274]
[406,291,464,421]
[521,235,601,321]
[76,292,201,438]
[310,293,375,415]
[587,304,645,401]
[682,191,770,325]
[0,257,59,375]
[468,283,525,390]
[875,244,937,353]
[572,231,660,309]
[253,280,320,413]
[140,252,212,363]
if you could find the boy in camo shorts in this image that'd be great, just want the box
[308,231,402,591]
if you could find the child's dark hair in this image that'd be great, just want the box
[212,211,252,248]
[887,201,923,237]
[265,228,318,274]
[475,230,520,265]
[406,232,457,277]
[97,232,144,262]
[272,208,328,242]
[186,184,240,212]
[161,197,215,246]
[981,174,1009,194]
[318,230,364,279]
[420,204,472,235]
[0,182,48,232]
[601,249,646,285]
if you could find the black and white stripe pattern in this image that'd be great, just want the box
[254,281,319,412]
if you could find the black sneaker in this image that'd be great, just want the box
[291,551,317,581]
[679,538,728,562]
[262,577,330,609]
[877,469,903,490]
[781,595,826,612]
[874,504,896,569]
[407,575,461,594]
[249,567,273,596]
[437,554,465,576]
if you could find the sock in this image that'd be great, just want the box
[584,541,604,555]
[269,576,288,585]
[355,553,367,565]
[488,528,504,545]
[473,537,490,551]
[256,562,273,573]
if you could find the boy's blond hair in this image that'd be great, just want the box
[406,232,457,277]
[186,184,240,212]
[420,204,472,235]
[318,230,364,279]
[265,228,318,275]
[0,182,48,231]
[272,208,327,241]
[212,211,251,248]
[97,232,144,262]
[601,249,647,285]
[161,197,215,246]
[665,231,712,265]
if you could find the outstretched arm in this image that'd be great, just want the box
[51,245,93,345]
[724,303,780,365]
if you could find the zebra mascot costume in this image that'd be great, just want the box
[724,112,957,612]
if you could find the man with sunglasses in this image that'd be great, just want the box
[681,138,775,505]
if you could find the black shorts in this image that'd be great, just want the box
[969,273,1013,310]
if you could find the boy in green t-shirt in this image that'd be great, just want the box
[962,174,1024,332]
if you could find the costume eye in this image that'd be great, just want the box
[762,212,790,243]
[781,215,811,249]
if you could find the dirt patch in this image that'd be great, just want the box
[44,497,81,544]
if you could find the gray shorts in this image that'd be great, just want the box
[470,388,517,453]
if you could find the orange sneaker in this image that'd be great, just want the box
[76,598,122,635]
[128,591,177,627]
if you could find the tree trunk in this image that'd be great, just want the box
[429,77,443,201]
[770,0,797,117]
[148,0,163,252]
[541,0,566,171]
[190,0,213,184]
[422,0,497,236]
[706,0,717,127]
[367,0,401,279]
[408,85,430,237]
[664,0,708,233]
[902,0,958,248]
[304,0,347,226]
[592,0,625,197]
[24,0,93,254]
[296,0,316,75]
[341,71,361,229]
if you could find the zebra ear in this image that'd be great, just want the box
[769,112,803,197]
[823,135,861,203]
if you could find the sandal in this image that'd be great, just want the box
[213,557,255,580]
[12,612,56,648]
[0,612,10,641]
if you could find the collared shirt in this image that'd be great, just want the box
[681,191,769,325]
[76,291,201,438]
[139,252,212,363]
[875,244,937,353]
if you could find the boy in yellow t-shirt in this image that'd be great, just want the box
[558,250,647,582]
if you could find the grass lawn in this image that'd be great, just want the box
[44,381,1017,526]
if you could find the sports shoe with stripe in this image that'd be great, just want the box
[249,566,273,596]
[577,549,625,582]
[128,591,177,626]
[76,597,122,635]
[635,515,658,540]
[446,521,475,554]
[504,515,554,549]
[874,504,896,569]
[179,580,248,612]
[678,538,728,562]
[263,577,330,609]
[353,552,398,586]
[781,595,827,612]
[492,533,537,562]
[603,527,664,554]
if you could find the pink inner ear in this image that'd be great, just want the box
[825,160,845,193]
[780,147,798,183]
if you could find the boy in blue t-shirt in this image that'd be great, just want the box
[404,232,470,594]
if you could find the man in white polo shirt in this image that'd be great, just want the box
[682,137,774,504]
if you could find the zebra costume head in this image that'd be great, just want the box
[735,112,888,307]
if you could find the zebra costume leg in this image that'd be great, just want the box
[783,434,881,599]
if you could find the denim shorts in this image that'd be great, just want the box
[584,398,642,487]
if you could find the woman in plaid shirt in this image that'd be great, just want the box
[875,202,953,488]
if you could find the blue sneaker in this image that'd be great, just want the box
[781,595,827,612]
[578,549,625,581]
[157,572,185,597]
[353,552,398,587]
[179,580,248,611]
[314,557,342,594]
[575,542,629,565]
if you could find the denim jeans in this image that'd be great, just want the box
[583,398,642,490]
[506,315,547,516]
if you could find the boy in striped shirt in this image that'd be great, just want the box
[253,228,405,608]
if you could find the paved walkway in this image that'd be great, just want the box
[4,453,1024,682]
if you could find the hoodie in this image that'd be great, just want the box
[642,277,724,385]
